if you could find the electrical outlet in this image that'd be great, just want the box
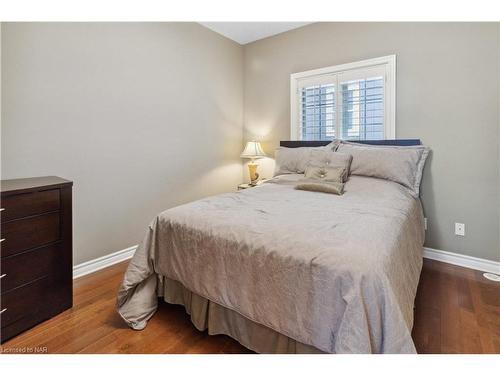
[424,218,427,230]
[455,223,465,236]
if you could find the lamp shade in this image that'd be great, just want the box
[240,141,266,159]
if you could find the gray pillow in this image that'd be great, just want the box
[336,141,430,196]
[307,149,353,182]
[274,141,339,176]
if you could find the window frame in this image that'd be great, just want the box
[290,55,396,141]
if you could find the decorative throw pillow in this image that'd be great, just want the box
[306,149,353,182]
[295,181,345,195]
[336,141,430,196]
[304,165,346,183]
[273,140,339,176]
[296,164,346,195]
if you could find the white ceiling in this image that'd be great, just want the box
[199,22,312,45]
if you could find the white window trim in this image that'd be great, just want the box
[290,55,396,141]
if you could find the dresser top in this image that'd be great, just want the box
[1,176,73,195]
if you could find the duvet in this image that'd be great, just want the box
[117,174,424,353]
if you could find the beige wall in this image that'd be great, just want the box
[244,23,500,262]
[2,22,499,265]
[1,23,243,264]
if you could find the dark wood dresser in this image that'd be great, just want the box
[1,176,73,342]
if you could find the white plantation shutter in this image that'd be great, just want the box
[299,79,336,140]
[292,56,395,141]
[338,65,386,141]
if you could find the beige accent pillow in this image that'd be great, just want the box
[274,141,339,176]
[307,149,353,182]
[336,141,430,196]
[304,165,346,183]
[295,181,345,195]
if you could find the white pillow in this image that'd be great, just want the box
[336,141,430,196]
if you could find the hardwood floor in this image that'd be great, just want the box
[412,259,500,353]
[1,258,499,354]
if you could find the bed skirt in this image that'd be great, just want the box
[158,276,324,354]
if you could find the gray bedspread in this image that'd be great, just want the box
[117,174,424,353]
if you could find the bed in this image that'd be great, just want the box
[117,140,426,354]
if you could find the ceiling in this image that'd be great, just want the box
[199,22,312,45]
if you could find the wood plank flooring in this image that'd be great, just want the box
[412,259,500,353]
[1,258,499,354]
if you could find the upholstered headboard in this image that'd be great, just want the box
[280,139,421,148]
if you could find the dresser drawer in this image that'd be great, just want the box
[0,276,72,343]
[1,212,60,258]
[0,177,72,342]
[1,276,51,328]
[1,243,62,293]
[1,189,60,222]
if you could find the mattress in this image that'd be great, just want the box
[117,174,425,353]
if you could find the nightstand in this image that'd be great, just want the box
[238,180,265,190]
[238,183,256,190]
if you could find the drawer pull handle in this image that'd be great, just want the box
[0,308,6,314]
[0,238,4,243]
[0,208,4,211]
[0,274,6,279]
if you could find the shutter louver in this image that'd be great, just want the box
[300,84,336,141]
[340,77,384,141]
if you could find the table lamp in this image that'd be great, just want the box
[240,141,266,185]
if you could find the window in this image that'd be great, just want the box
[290,55,395,141]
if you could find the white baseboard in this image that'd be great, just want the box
[72,244,499,279]
[423,247,500,274]
[73,245,137,279]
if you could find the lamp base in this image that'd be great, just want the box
[248,162,259,185]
